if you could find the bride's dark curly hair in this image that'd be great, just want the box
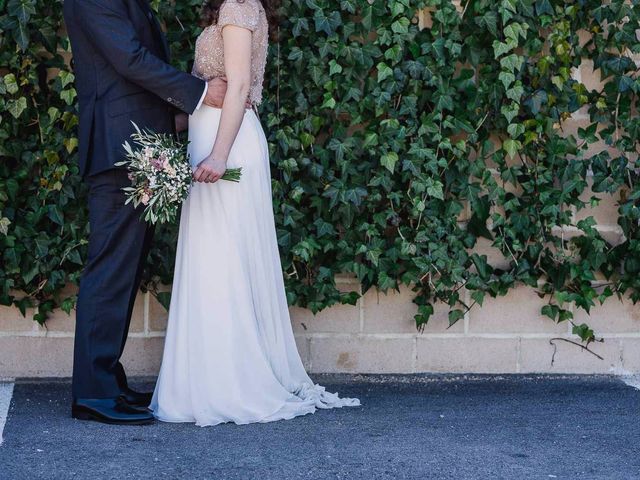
[201,0,279,33]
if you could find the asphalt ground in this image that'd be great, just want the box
[0,374,639,480]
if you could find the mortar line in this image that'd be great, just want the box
[143,292,150,336]
[359,287,365,333]
[412,336,417,373]
[3,331,640,341]
[464,288,470,335]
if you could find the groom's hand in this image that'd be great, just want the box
[175,113,188,133]
[204,77,228,108]
[204,77,252,109]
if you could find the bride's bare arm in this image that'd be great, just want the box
[193,25,252,183]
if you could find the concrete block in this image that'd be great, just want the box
[39,290,144,334]
[294,335,311,370]
[290,283,361,334]
[0,306,36,333]
[468,286,566,334]
[120,337,165,377]
[0,337,74,378]
[416,337,519,373]
[519,337,621,374]
[309,336,414,373]
[362,286,462,334]
[620,338,640,373]
[149,290,169,332]
[574,295,640,334]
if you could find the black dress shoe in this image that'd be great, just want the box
[121,387,153,408]
[72,396,155,425]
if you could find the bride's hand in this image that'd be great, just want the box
[193,155,227,183]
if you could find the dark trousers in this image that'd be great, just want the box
[72,169,154,399]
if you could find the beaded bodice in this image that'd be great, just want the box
[192,0,268,106]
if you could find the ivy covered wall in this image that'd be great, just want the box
[0,0,639,345]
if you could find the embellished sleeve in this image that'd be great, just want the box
[217,1,260,32]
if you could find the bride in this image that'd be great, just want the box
[150,0,360,426]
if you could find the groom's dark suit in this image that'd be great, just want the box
[64,0,205,400]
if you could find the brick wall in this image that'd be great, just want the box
[1,7,639,378]
[1,276,639,378]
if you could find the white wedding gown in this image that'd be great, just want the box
[149,105,360,426]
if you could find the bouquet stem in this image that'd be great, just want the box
[221,168,242,183]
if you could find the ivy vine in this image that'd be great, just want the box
[0,0,638,345]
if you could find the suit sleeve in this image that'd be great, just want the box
[73,0,205,114]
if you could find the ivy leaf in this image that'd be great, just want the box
[340,0,356,14]
[506,82,524,102]
[535,0,554,16]
[314,10,332,35]
[47,205,64,226]
[329,60,342,75]
[524,90,548,115]
[366,249,381,267]
[8,0,36,24]
[448,309,464,327]
[22,265,39,285]
[471,254,491,280]
[391,18,409,35]
[377,62,393,82]
[504,23,526,42]
[500,54,523,72]
[501,103,520,123]
[4,74,19,95]
[64,137,79,154]
[59,70,75,88]
[468,195,493,240]
[7,97,27,118]
[471,290,486,307]
[475,10,498,37]
[541,304,559,321]
[156,292,172,311]
[503,138,521,158]
[60,88,77,105]
[426,179,444,200]
[60,296,76,315]
[305,0,321,10]
[499,71,515,89]
[380,152,398,173]
[572,323,595,345]
[0,217,11,236]
[492,38,517,58]
[291,17,309,37]
[361,5,373,30]
[320,94,336,109]
[618,75,634,93]
[603,56,633,75]
[507,123,525,138]
[12,22,30,51]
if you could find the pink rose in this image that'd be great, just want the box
[151,157,167,171]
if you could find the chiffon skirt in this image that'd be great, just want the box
[150,106,360,426]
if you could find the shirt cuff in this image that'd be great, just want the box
[195,83,208,110]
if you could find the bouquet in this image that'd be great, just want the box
[116,123,242,224]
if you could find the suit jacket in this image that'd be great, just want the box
[63,0,206,177]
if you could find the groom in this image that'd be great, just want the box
[64,0,227,425]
